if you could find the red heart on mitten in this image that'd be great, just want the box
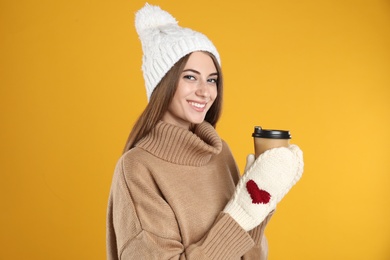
[246,180,271,204]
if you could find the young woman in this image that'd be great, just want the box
[107,4,304,260]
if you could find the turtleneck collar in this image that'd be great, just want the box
[136,121,222,166]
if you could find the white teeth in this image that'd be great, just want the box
[189,102,206,108]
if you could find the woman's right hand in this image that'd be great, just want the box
[223,145,304,231]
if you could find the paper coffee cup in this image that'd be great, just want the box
[252,126,291,158]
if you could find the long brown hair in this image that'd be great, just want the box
[123,51,223,153]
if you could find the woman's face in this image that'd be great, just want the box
[162,51,218,129]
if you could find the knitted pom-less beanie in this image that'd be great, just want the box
[135,3,221,101]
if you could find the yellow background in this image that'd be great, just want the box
[1,0,389,259]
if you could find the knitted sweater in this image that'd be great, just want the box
[106,121,273,259]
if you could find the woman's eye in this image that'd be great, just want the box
[184,75,196,80]
[208,78,218,84]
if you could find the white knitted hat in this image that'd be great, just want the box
[135,3,221,101]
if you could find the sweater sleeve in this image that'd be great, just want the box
[220,141,275,259]
[243,211,274,259]
[107,155,255,260]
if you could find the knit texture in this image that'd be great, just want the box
[224,145,304,231]
[135,4,220,101]
[107,121,272,259]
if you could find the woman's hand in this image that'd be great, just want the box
[224,145,304,231]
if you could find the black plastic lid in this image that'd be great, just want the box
[252,126,291,139]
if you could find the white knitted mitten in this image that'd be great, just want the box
[224,145,304,231]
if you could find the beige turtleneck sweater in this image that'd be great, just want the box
[107,121,273,259]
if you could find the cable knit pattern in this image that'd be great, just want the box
[135,4,220,101]
[136,121,222,166]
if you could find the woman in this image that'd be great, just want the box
[107,4,303,259]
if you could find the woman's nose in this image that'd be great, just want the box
[196,81,210,98]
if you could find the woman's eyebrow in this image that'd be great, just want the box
[182,69,201,74]
[182,69,218,76]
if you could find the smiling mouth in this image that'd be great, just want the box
[188,101,207,111]
[189,101,206,108]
